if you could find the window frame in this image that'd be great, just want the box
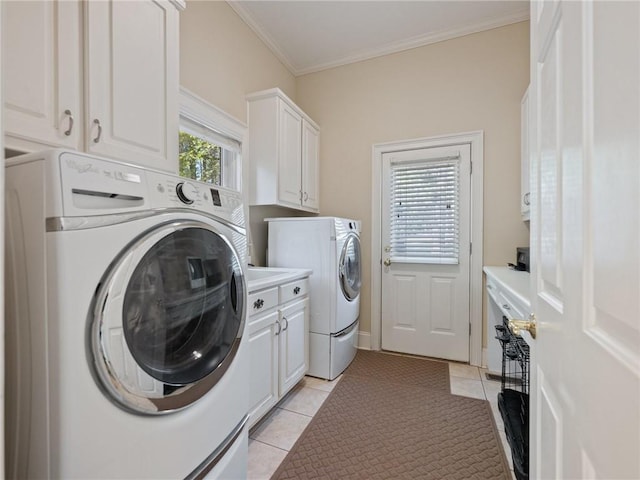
[178,87,247,192]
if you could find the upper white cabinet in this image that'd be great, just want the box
[3,1,82,152]
[84,0,179,170]
[3,0,181,173]
[301,118,320,210]
[520,86,531,221]
[247,88,320,212]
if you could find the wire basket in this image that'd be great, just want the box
[495,316,530,480]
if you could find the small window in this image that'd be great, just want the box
[178,88,245,192]
[178,130,223,186]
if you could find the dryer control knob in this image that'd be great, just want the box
[176,182,198,204]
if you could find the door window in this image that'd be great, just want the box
[340,234,361,301]
[90,221,246,414]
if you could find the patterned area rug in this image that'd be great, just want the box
[271,350,510,480]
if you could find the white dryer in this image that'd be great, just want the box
[5,150,249,479]
[267,217,361,380]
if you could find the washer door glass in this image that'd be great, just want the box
[339,233,361,301]
[91,221,245,415]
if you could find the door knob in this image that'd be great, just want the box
[383,258,391,267]
[508,314,537,339]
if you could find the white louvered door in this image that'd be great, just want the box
[381,144,471,361]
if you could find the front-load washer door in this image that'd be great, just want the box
[339,233,361,301]
[89,220,246,415]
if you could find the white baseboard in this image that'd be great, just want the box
[357,331,371,350]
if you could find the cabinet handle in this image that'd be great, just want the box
[275,319,281,336]
[303,192,308,202]
[524,192,530,206]
[509,314,537,339]
[63,109,74,136]
[253,298,264,310]
[502,304,511,310]
[93,119,102,143]
[487,284,493,290]
[293,286,301,295]
[282,317,289,331]
[299,190,303,202]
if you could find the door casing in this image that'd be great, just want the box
[371,130,484,366]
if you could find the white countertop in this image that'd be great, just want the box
[483,266,531,309]
[246,266,313,293]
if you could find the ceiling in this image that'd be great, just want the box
[228,1,530,76]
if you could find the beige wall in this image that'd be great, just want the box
[180,1,300,264]
[295,22,531,337]
[180,7,530,347]
[180,1,296,123]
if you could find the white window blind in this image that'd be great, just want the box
[389,156,460,265]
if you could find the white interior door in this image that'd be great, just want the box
[381,144,471,362]
[529,1,640,478]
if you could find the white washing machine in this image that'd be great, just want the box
[267,217,361,380]
[5,150,250,479]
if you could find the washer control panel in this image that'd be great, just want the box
[146,171,244,227]
[56,151,244,228]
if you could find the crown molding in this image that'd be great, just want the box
[227,1,298,74]
[227,2,529,77]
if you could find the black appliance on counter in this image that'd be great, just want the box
[509,247,530,272]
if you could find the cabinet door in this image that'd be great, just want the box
[520,87,531,220]
[277,100,303,208]
[85,0,179,172]
[301,119,320,211]
[279,298,309,396]
[3,1,81,151]
[247,311,279,428]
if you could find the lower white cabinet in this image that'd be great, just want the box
[248,278,309,428]
[278,298,309,395]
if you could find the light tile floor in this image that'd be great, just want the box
[247,362,516,480]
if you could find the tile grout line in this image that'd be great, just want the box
[249,438,290,453]
[276,406,314,418]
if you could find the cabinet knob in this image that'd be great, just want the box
[293,286,301,295]
[93,119,102,143]
[63,109,74,136]
[253,298,264,310]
